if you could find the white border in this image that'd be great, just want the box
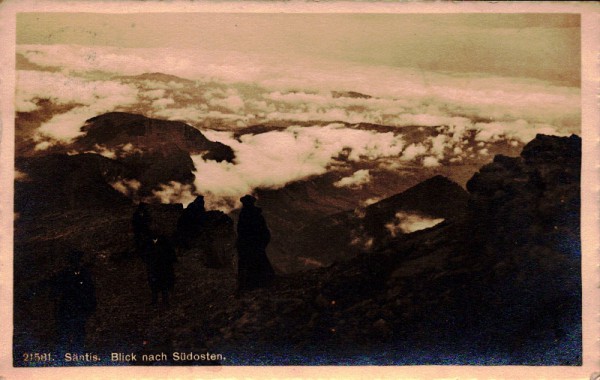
[1,2,598,379]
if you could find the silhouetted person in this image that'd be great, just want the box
[51,250,97,351]
[177,196,207,250]
[236,195,274,296]
[142,234,177,306]
[132,202,152,254]
[177,195,234,268]
[203,211,235,268]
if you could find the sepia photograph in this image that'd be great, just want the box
[1,2,599,379]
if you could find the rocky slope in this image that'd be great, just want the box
[13,134,581,366]
[16,112,235,201]
[15,153,132,216]
[292,175,469,266]
[13,59,581,363]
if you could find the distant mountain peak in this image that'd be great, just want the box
[367,175,468,217]
[331,90,372,99]
[416,174,459,188]
[292,174,469,267]
[117,72,193,83]
[76,112,234,162]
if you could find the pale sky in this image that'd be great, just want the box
[17,13,580,86]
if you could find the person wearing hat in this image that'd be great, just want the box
[235,195,274,297]
[51,249,97,351]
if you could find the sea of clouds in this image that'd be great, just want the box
[15,44,580,207]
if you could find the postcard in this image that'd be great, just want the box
[0,1,598,379]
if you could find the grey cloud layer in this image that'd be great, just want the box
[17,44,579,131]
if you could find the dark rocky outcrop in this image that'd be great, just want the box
[293,175,469,266]
[76,112,234,162]
[331,91,372,99]
[304,134,582,363]
[15,113,237,207]
[466,134,581,256]
[15,153,132,216]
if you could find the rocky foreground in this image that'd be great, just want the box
[13,134,581,365]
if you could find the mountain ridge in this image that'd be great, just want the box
[77,112,234,162]
[291,174,469,267]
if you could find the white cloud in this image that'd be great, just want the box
[362,197,381,207]
[401,143,428,161]
[422,156,441,167]
[194,126,404,204]
[17,44,578,161]
[209,93,245,113]
[86,144,117,159]
[429,134,448,158]
[16,99,39,112]
[17,70,138,109]
[121,143,143,155]
[266,91,333,106]
[34,141,52,151]
[385,212,444,236]
[17,44,579,137]
[14,170,30,181]
[395,113,453,128]
[151,97,175,109]
[473,119,564,143]
[264,108,370,125]
[333,169,371,188]
[37,109,90,142]
[77,143,144,159]
[110,178,142,197]
[140,89,166,99]
[15,42,580,209]
[350,235,374,251]
[17,70,139,145]
[152,106,207,123]
[151,181,196,207]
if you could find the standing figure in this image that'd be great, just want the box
[51,250,97,351]
[204,211,235,269]
[142,234,177,306]
[176,195,207,250]
[132,202,152,255]
[235,195,274,296]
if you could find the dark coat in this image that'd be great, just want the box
[176,198,209,253]
[177,201,206,237]
[237,206,271,255]
[236,205,274,290]
[52,267,97,322]
[132,204,152,251]
[132,204,152,235]
[143,236,177,292]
